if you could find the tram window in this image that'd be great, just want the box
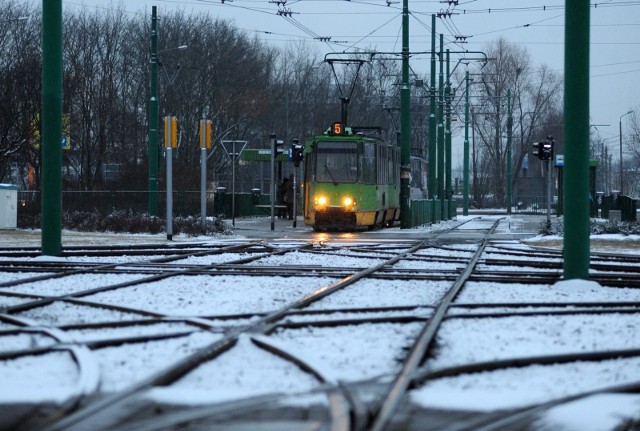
[316,141,358,183]
[388,148,394,184]
[381,146,388,184]
[362,143,375,184]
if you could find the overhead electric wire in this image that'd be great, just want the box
[343,11,403,51]
[470,13,564,38]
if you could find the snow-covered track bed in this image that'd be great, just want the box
[0,217,639,430]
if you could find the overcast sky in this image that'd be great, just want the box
[51,0,640,167]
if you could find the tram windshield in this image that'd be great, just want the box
[315,141,358,183]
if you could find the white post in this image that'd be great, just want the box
[166,145,173,240]
[200,146,206,231]
[270,134,276,231]
[232,140,236,226]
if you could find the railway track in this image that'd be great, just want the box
[0,216,639,430]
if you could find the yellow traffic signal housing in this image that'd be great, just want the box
[200,119,212,149]
[164,116,178,149]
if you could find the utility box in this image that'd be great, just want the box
[0,184,18,229]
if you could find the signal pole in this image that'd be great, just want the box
[399,0,411,228]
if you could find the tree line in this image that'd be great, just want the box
[1,0,581,207]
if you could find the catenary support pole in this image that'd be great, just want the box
[428,15,437,206]
[445,49,451,219]
[463,71,469,216]
[437,34,445,217]
[506,88,513,215]
[399,0,411,228]
[563,0,590,279]
[148,6,159,216]
[427,14,438,199]
[41,0,62,256]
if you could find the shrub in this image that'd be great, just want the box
[19,210,231,236]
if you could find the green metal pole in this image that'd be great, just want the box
[41,0,62,256]
[148,6,159,216]
[399,0,411,228]
[564,0,590,279]
[437,34,445,216]
[445,49,451,219]
[506,88,513,215]
[428,15,436,202]
[463,71,469,216]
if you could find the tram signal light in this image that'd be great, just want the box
[532,137,554,161]
[532,142,542,158]
[291,139,304,167]
[272,135,284,156]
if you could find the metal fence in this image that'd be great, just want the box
[512,196,556,214]
[17,190,276,221]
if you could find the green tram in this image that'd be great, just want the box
[302,121,400,231]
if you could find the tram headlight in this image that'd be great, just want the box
[314,195,328,209]
[342,196,356,208]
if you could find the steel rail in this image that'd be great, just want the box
[368,218,501,431]
[42,239,428,431]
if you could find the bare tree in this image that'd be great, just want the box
[0,1,41,187]
[624,108,640,196]
[63,7,133,190]
[472,37,562,206]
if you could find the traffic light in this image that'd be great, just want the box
[532,136,554,161]
[164,116,177,149]
[291,139,304,167]
[199,119,212,150]
[272,134,284,156]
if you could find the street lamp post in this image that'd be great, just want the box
[619,110,633,195]
[148,5,187,217]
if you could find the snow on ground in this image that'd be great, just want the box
[535,393,640,431]
[430,313,640,369]
[14,301,151,326]
[149,335,321,405]
[267,322,425,383]
[0,271,53,284]
[412,357,640,413]
[456,279,640,304]
[2,219,640,429]
[95,331,223,392]
[246,250,387,268]
[0,273,149,296]
[305,278,450,310]
[0,351,80,403]
[65,322,199,344]
[82,275,339,316]
[0,294,41,309]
